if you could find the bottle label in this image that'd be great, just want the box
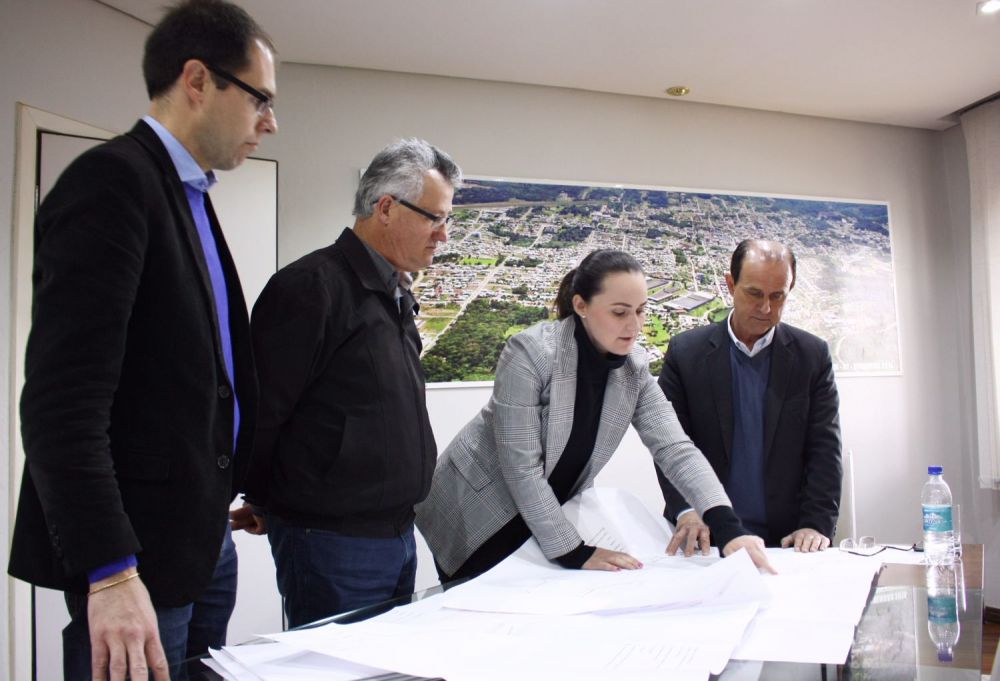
[922,505,953,532]
[928,595,957,624]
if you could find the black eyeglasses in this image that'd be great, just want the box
[205,63,274,117]
[389,195,452,230]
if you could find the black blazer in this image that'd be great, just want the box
[8,120,258,606]
[655,320,842,545]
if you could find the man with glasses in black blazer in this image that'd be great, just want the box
[9,1,277,678]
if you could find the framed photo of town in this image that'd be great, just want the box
[415,176,900,386]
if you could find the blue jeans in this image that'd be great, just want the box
[63,526,237,681]
[267,515,416,629]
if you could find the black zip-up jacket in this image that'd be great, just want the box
[243,228,435,536]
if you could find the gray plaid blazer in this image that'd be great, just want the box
[415,316,732,576]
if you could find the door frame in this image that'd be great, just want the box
[6,104,114,681]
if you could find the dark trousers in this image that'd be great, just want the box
[63,525,237,681]
[267,514,416,629]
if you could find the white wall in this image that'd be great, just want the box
[2,1,996,677]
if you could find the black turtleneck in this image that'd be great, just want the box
[547,316,628,503]
[549,316,628,568]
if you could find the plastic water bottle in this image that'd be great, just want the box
[921,466,954,565]
[926,564,960,662]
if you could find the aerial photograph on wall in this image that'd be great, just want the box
[415,177,898,384]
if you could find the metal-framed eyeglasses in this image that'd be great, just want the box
[387,195,452,231]
[838,536,917,557]
[205,63,275,118]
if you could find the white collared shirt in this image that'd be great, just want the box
[726,310,776,358]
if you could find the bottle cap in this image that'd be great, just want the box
[937,650,953,662]
[928,465,943,475]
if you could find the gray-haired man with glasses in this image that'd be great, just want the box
[234,139,462,627]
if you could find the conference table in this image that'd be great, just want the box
[186,544,985,680]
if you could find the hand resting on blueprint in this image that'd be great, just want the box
[665,510,712,556]
[665,510,777,574]
[780,528,831,552]
[582,547,644,571]
[722,535,777,574]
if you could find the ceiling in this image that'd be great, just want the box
[101,0,1000,131]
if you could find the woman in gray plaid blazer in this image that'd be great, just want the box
[416,250,774,581]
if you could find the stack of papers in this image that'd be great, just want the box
[207,643,391,681]
[208,488,882,681]
[731,549,882,663]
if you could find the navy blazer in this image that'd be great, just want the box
[9,120,258,606]
[655,320,842,545]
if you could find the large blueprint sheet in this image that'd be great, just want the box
[210,488,879,680]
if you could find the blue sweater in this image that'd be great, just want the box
[727,344,772,538]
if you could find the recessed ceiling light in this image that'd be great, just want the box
[665,86,690,97]
[979,0,1000,14]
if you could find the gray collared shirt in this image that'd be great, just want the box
[356,231,412,309]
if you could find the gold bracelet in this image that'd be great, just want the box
[88,571,140,596]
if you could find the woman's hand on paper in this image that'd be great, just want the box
[723,535,778,574]
[583,548,643,571]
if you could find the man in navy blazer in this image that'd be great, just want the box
[655,239,842,553]
[8,1,276,678]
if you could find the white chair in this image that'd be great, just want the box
[832,449,857,546]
